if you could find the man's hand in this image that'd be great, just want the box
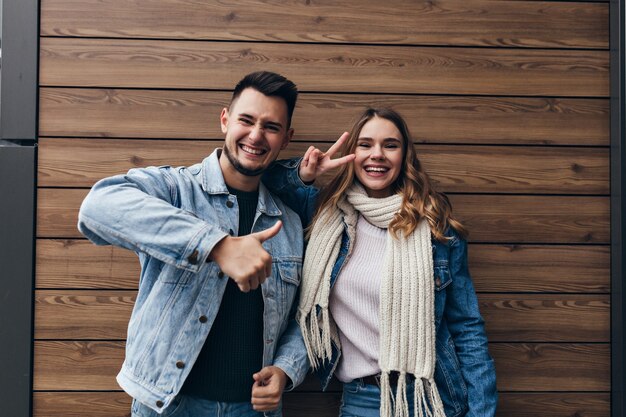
[299,132,356,183]
[251,366,288,412]
[209,221,282,292]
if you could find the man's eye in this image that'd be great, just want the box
[266,125,280,133]
[239,118,253,125]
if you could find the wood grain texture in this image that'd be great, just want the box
[33,392,132,417]
[469,244,610,293]
[33,341,124,390]
[37,239,608,293]
[35,290,135,340]
[36,239,139,289]
[481,295,609,342]
[31,392,611,417]
[38,138,609,194]
[40,0,608,49]
[40,88,610,146]
[449,195,609,244]
[39,39,609,96]
[491,343,609,391]
[33,341,609,391]
[37,189,610,243]
[496,393,610,417]
[33,290,609,342]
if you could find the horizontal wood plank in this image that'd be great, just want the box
[36,239,139,289]
[35,290,135,340]
[38,138,609,194]
[40,0,608,49]
[449,195,609,244]
[481,295,609,342]
[33,290,609,342]
[37,189,610,243]
[39,39,609,97]
[491,343,610,391]
[40,89,610,146]
[469,244,610,293]
[32,391,611,417]
[33,341,609,391]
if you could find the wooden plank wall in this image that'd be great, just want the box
[36,1,610,416]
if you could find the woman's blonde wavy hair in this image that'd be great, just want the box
[314,107,467,242]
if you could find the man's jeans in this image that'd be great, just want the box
[132,395,263,417]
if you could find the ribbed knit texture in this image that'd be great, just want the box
[181,187,263,402]
[330,215,386,382]
[297,183,446,417]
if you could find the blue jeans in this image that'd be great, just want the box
[340,379,416,417]
[132,395,263,417]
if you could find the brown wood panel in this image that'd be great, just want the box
[38,138,609,194]
[40,88,610,146]
[481,295,609,342]
[35,290,135,340]
[450,195,609,244]
[37,189,610,243]
[40,0,608,49]
[33,341,609,391]
[33,290,608,342]
[495,393,610,417]
[33,341,124,390]
[491,343,609,391]
[39,39,609,97]
[33,392,132,417]
[37,240,608,293]
[470,244,610,293]
[36,239,139,289]
[31,391,612,417]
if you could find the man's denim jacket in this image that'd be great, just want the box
[78,150,309,416]
[263,159,498,417]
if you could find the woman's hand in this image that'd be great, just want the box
[299,132,355,184]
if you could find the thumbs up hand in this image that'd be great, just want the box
[209,221,282,292]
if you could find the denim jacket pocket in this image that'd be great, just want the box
[435,337,468,417]
[276,261,302,310]
[158,263,194,285]
[434,264,452,326]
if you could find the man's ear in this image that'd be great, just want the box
[281,128,294,150]
[220,108,229,134]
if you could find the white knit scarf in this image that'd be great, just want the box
[297,183,446,417]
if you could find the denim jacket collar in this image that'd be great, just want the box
[201,149,282,217]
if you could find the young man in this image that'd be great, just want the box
[78,71,308,417]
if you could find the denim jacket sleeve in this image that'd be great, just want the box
[273,288,310,390]
[77,167,228,273]
[262,158,320,227]
[445,235,498,417]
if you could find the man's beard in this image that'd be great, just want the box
[223,142,267,177]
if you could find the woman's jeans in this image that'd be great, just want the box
[340,378,415,417]
[132,395,263,417]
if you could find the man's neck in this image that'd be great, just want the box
[218,152,261,192]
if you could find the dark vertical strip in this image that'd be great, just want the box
[611,0,626,416]
[0,1,39,417]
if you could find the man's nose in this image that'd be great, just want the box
[249,124,264,141]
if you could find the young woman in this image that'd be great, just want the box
[265,107,497,417]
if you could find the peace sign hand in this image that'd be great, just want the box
[299,132,356,184]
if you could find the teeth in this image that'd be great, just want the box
[365,167,388,172]
[241,145,265,155]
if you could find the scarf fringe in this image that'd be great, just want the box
[380,372,393,417]
[379,375,446,417]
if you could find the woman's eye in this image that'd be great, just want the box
[357,143,370,148]
[385,144,399,149]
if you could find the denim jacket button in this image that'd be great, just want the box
[199,315,208,323]
[176,360,185,369]
[217,271,224,278]
[187,250,199,265]
[156,401,164,408]
[229,229,234,236]
[435,276,442,287]
[226,200,234,208]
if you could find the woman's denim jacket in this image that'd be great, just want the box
[263,159,498,417]
[78,150,309,416]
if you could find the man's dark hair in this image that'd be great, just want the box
[231,71,298,127]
